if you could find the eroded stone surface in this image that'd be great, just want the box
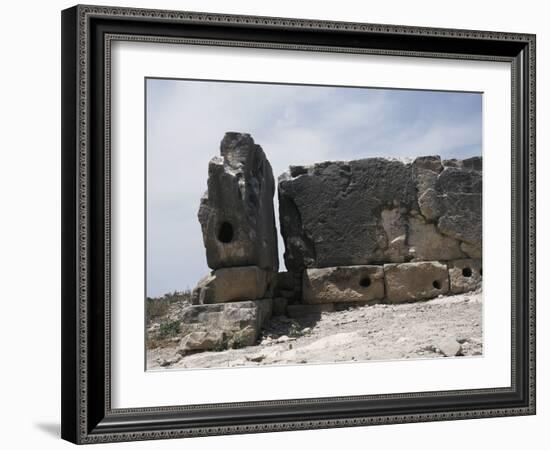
[179,331,225,353]
[460,242,482,259]
[302,265,385,304]
[278,158,417,273]
[178,299,272,354]
[278,155,481,291]
[448,259,482,294]
[413,156,443,221]
[198,132,278,271]
[384,261,449,303]
[191,266,273,304]
[408,216,463,261]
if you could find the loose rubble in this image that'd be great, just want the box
[147,289,483,369]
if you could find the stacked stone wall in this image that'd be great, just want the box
[277,154,482,309]
[183,132,482,350]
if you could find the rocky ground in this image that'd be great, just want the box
[147,289,483,370]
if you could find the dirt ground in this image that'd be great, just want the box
[147,288,483,370]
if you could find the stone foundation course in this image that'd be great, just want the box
[302,265,385,304]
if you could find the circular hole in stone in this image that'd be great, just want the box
[433,280,441,289]
[462,267,473,278]
[217,221,234,243]
[359,276,371,288]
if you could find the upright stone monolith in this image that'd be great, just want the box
[195,133,278,304]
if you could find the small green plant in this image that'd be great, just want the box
[146,298,169,321]
[288,322,302,338]
[222,329,253,350]
[158,320,181,339]
[212,339,229,352]
[228,333,247,349]
[146,289,192,323]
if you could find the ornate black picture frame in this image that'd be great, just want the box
[61,4,536,444]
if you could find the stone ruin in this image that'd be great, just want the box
[178,132,482,355]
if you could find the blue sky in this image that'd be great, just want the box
[146,78,482,297]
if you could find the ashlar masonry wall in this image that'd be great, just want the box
[277,154,482,307]
[183,133,482,354]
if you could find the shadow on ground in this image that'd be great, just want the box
[35,422,60,438]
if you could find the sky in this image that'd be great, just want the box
[146,78,482,297]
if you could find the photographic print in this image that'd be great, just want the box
[145,78,483,370]
[61,7,535,442]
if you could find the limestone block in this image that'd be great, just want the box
[448,259,482,294]
[413,156,443,221]
[178,299,272,353]
[178,331,225,353]
[302,265,385,304]
[408,216,463,261]
[380,208,409,263]
[417,188,441,222]
[198,132,278,271]
[190,273,214,305]
[384,261,449,303]
[192,266,273,304]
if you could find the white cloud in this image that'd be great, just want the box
[146,79,481,296]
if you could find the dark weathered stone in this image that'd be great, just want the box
[198,132,278,271]
[413,155,444,176]
[278,156,481,290]
[435,167,482,248]
[278,158,417,275]
[302,265,385,304]
[442,158,462,168]
[272,297,288,316]
[462,156,482,171]
[436,166,482,195]
[274,271,294,291]
[413,159,482,256]
[437,194,482,246]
